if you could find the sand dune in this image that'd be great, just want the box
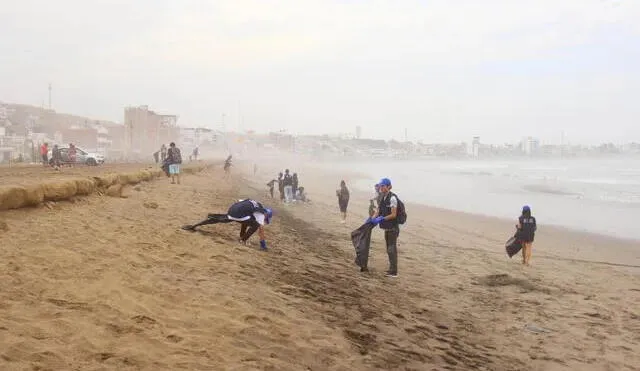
[1,164,638,370]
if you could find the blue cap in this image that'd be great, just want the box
[522,205,531,212]
[378,178,392,187]
[264,208,273,224]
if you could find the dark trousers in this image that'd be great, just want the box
[384,227,399,274]
[240,219,260,242]
[190,214,259,242]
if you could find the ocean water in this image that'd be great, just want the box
[332,157,640,240]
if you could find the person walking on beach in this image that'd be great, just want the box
[160,144,167,163]
[68,143,77,167]
[267,179,277,198]
[283,169,294,203]
[369,178,402,277]
[40,142,48,167]
[182,199,273,250]
[336,180,350,223]
[516,205,537,266]
[223,155,233,179]
[292,173,299,198]
[167,142,182,184]
[51,144,62,170]
[277,172,284,201]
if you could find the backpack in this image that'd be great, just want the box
[396,198,407,225]
[389,192,407,225]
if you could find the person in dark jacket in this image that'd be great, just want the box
[336,180,350,223]
[516,205,537,266]
[369,178,400,277]
[292,173,299,198]
[267,179,277,198]
[223,155,233,179]
[167,142,182,184]
[182,199,274,250]
[283,169,294,203]
[277,172,284,201]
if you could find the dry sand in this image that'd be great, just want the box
[0,162,638,370]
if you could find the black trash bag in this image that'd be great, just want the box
[505,234,523,258]
[351,222,375,268]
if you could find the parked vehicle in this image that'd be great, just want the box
[48,146,105,166]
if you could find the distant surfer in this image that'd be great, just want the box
[182,199,273,250]
[516,205,537,266]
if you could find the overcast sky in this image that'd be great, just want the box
[1,0,638,144]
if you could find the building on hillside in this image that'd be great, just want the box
[124,105,179,158]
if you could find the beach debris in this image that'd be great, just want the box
[524,323,552,334]
[105,184,123,198]
[133,184,143,192]
[143,201,159,209]
[0,220,8,232]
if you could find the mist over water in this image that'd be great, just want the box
[330,157,640,240]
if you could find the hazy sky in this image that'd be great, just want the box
[1,0,639,144]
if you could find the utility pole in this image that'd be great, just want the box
[48,83,52,110]
[404,128,408,142]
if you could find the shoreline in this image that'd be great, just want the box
[249,153,640,241]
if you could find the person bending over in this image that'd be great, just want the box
[182,199,273,250]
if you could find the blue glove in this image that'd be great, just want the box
[365,217,372,224]
[371,216,385,225]
[260,240,267,250]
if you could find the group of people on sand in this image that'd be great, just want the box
[180,162,537,280]
[266,169,307,203]
[39,142,77,170]
[158,143,182,184]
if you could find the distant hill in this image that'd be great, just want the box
[0,101,120,137]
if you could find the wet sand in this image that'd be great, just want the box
[1,163,639,370]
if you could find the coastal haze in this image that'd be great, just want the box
[1,1,640,370]
[344,157,640,240]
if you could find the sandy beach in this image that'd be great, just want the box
[1,161,639,370]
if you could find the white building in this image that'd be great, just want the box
[180,127,217,149]
[472,136,480,158]
[522,136,540,156]
[96,125,112,155]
